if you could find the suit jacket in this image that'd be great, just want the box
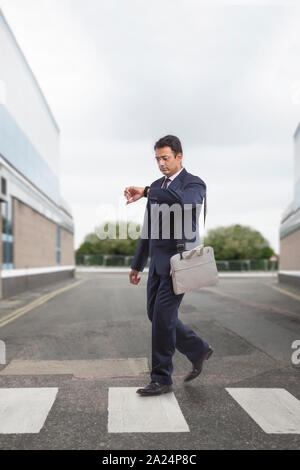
[130,167,206,276]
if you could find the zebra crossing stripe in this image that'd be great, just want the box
[1,386,300,435]
[0,387,58,434]
[108,387,190,433]
[226,388,300,434]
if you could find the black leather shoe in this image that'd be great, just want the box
[136,381,173,396]
[183,346,213,383]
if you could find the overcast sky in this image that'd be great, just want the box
[1,0,300,253]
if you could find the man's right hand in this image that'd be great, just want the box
[124,186,144,205]
[129,269,141,285]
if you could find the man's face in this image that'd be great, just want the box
[155,146,182,177]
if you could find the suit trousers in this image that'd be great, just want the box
[146,260,210,385]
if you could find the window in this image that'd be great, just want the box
[1,196,13,269]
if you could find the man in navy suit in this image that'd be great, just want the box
[124,135,213,396]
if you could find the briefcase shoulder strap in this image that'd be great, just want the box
[176,190,207,256]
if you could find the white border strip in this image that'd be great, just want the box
[108,387,190,433]
[226,388,300,434]
[1,265,75,278]
[76,267,277,277]
[0,387,58,434]
[0,156,73,231]
[279,271,300,277]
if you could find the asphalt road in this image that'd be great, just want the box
[0,272,299,450]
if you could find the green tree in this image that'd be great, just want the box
[204,224,276,260]
[77,222,276,261]
[76,221,141,255]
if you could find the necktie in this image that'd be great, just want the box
[162,177,171,189]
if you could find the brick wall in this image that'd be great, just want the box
[13,197,74,268]
[0,202,2,298]
[279,229,300,270]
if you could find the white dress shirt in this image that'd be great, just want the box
[161,167,184,188]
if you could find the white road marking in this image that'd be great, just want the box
[0,340,5,364]
[0,388,58,434]
[108,387,190,433]
[226,388,300,434]
[266,282,300,302]
[0,279,84,329]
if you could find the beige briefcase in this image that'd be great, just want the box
[170,244,219,295]
[169,193,219,295]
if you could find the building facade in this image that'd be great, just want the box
[279,122,300,287]
[0,9,75,298]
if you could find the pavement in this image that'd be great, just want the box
[0,271,299,450]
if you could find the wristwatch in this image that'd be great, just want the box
[143,186,150,197]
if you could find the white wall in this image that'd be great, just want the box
[0,10,60,178]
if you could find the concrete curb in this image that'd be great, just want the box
[75,267,278,277]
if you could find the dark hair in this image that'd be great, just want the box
[154,135,183,157]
